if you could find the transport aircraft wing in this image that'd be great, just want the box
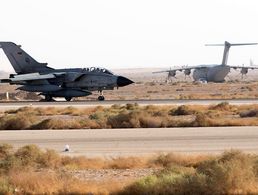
[153,65,209,78]
[229,65,258,70]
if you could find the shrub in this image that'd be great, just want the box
[196,150,257,194]
[9,170,62,194]
[240,110,258,118]
[89,112,106,120]
[111,104,122,109]
[0,114,37,130]
[117,166,195,195]
[0,144,13,159]
[31,118,82,129]
[61,156,106,170]
[39,149,61,168]
[108,157,147,169]
[210,102,232,111]
[0,177,14,194]
[152,153,209,168]
[169,105,195,116]
[0,154,19,173]
[61,106,81,116]
[191,113,212,127]
[34,107,59,116]
[119,150,258,195]
[125,103,139,110]
[5,106,36,115]
[139,116,163,128]
[14,145,43,167]
[107,111,141,128]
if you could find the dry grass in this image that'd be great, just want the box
[8,170,125,194]
[0,113,37,130]
[2,144,258,194]
[1,103,258,130]
[117,150,258,195]
[151,153,210,167]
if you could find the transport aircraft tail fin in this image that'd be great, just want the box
[205,41,257,66]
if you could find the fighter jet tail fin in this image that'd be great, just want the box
[205,41,258,66]
[0,42,53,74]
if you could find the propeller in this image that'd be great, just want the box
[168,70,176,77]
[240,67,248,79]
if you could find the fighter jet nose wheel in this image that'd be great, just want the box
[98,95,105,101]
[65,97,72,101]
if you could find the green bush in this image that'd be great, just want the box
[118,150,258,195]
[0,177,14,195]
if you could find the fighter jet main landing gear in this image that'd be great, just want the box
[45,94,53,101]
[98,90,105,101]
[98,95,105,101]
[65,97,72,101]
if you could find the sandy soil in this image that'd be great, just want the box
[1,68,258,101]
[69,168,159,182]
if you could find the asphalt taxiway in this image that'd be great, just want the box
[1,127,258,157]
[0,99,258,110]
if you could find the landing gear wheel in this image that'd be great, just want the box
[45,95,53,102]
[98,95,105,101]
[65,97,72,101]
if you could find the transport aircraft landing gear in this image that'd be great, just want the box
[98,90,105,101]
[65,97,72,101]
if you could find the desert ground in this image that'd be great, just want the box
[1,68,258,101]
[1,69,258,194]
[1,144,258,194]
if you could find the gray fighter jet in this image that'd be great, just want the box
[0,42,133,101]
[154,41,258,82]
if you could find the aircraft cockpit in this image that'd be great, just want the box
[82,67,114,75]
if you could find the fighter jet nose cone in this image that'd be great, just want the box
[117,76,134,87]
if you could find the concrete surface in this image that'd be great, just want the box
[0,99,258,110]
[1,127,258,157]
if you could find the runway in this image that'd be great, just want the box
[1,99,258,110]
[1,127,258,157]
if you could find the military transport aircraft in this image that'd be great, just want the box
[154,41,258,82]
[0,42,134,101]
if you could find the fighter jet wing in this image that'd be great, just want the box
[0,72,67,83]
[0,72,89,84]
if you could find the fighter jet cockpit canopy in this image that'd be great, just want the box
[82,67,114,75]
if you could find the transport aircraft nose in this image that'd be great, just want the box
[117,76,134,87]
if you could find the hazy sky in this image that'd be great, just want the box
[1,0,258,72]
